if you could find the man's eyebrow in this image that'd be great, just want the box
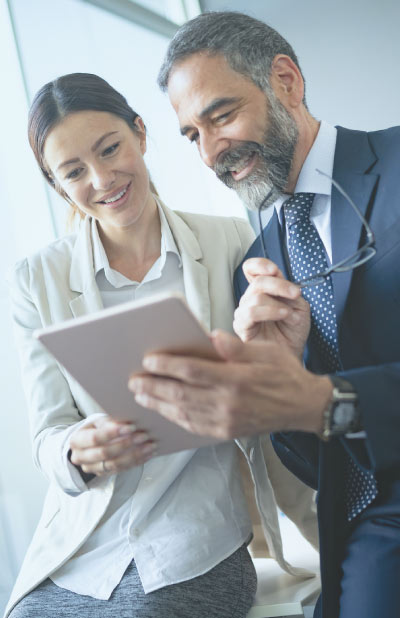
[180,97,240,136]
[57,131,119,171]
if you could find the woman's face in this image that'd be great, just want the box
[43,110,152,231]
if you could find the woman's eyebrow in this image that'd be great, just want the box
[57,131,120,171]
[91,131,119,152]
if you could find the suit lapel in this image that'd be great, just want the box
[263,209,290,280]
[330,127,379,328]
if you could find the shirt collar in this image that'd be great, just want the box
[275,120,337,221]
[91,198,182,284]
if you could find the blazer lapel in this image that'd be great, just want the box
[68,217,104,318]
[330,127,379,328]
[161,202,211,331]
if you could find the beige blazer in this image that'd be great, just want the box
[5,203,318,617]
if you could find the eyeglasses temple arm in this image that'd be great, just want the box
[315,168,375,244]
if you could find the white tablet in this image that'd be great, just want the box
[34,293,221,456]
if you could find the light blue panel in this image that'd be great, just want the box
[201,0,400,131]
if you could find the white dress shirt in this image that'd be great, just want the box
[275,119,337,263]
[50,203,252,599]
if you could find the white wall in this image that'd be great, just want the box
[0,2,53,611]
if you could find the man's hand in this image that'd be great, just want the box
[233,258,310,360]
[70,417,157,476]
[128,331,332,440]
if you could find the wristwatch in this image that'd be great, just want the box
[321,375,361,441]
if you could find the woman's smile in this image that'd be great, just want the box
[96,181,132,209]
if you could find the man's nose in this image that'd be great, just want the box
[198,132,230,169]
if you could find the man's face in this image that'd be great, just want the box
[168,53,298,210]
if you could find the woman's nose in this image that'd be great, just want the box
[90,165,116,191]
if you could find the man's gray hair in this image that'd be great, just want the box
[157,11,306,102]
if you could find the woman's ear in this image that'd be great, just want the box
[133,116,147,154]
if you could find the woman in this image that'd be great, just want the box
[6,72,256,618]
[6,73,317,618]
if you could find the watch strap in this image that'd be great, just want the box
[321,376,360,441]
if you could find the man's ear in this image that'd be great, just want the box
[270,54,304,109]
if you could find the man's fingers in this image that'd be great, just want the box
[242,257,281,282]
[131,369,215,408]
[138,354,226,387]
[134,387,236,440]
[241,274,300,301]
[134,391,194,432]
[236,294,292,321]
[211,330,278,363]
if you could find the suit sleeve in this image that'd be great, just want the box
[8,260,104,495]
[338,364,400,474]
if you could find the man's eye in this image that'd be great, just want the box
[188,133,199,144]
[66,167,83,180]
[102,142,120,156]
[215,111,231,123]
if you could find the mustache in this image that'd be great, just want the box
[213,141,264,186]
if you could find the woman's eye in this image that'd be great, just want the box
[102,142,120,156]
[66,167,83,180]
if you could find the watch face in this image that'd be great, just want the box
[333,402,355,428]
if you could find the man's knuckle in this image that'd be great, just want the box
[170,382,185,402]
[181,362,201,382]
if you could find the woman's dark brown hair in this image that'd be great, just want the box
[28,72,157,221]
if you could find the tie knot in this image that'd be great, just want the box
[283,192,315,226]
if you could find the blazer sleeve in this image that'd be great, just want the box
[261,434,319,550]
[8,259,104,496]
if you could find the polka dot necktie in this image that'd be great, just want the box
[283,193,377,521]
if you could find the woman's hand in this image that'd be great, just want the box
[233,258,310,360]
[69,417,157,476]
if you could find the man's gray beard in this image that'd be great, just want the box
[214,94,298,211]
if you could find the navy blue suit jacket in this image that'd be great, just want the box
[234,126,400,618]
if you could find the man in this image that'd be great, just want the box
[128,11,400,618]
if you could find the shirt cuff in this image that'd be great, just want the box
[345,430,367,439]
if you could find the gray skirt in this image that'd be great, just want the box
[9,544,257,618]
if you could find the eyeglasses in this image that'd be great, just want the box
[257,169,376,288]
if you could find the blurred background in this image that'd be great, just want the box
[1,0,399,612]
